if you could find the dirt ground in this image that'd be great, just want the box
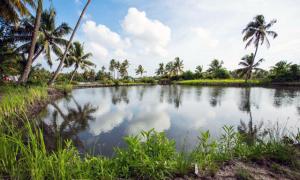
[174,160,300,180]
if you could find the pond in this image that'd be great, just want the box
[39,85,300,156]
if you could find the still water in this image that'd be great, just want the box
[39,85,300,156]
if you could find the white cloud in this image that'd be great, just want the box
[122,7,171,56]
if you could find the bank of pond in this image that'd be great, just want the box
[0,84,300,179]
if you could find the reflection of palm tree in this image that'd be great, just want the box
[273,88,297,107]
[137,86,147,101]
[111,87,129,105]
[238,88,267,145]
[209,87,224,107]
[44,97,97,150]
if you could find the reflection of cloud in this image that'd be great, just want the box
[89,110,127,135]
[126,105,171,135]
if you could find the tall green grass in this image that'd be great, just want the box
[0,118,299,179]
[0,86,48,118]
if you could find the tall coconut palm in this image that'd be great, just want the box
[19,0,42,84]
[173,57,184,76]
[13,8,71,67]
[48,0,91,85]
[65,41,94,83]
[242,15,277,76]
[156,63,164,76]
[237,53,264,82]
[0,0,35,23]
[136,65,146,77]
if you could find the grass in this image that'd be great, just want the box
[0,117,299,179]
[0,85,48,118]
[175,79,263,86]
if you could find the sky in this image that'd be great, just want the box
[38,0,300,75]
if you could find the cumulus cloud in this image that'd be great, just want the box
[122,7,171,56]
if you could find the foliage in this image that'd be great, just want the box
[207,59,230,79]
[268,61,300,82]
[236,53,264,81]
[0,85,48,118]
[176,79,262,86]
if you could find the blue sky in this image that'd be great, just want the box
[39,0,300,75]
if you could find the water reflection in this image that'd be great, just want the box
[273,88,299,107]
[39,86,300,156]
[42,97,97,151]
[209,87,225,107]
[110,87,129,104]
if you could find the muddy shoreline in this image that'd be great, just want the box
[27,88,66,118]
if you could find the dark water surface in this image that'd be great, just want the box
[39,85,300,156]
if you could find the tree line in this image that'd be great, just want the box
[0,1,299,84]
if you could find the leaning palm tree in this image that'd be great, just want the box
[242,15,277,73]
[156,63,165,76]
[48,0,91,85]
[13,8,71,67]
[237,53,264,82]
[19,0,43,84]
[136,65,146,77]
[65,41,94,83]
[173,57,184,76]
[0,0,35,23]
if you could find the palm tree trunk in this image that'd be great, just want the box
[18,0,42,84]
[246,38,260,83]
[32,47,44,63]
[69,67,78,83]
[48,0,91,85]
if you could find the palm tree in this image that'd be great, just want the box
[173,57,184,76]
[165,61,175,77]
[19,0,43,84]
[207,59,223,73]
[119,59,129,78]
[156,63,164,76]
[242,15,277,74]
[65,41,94,83]
[109,59,116,79]
[115,61,121,79]
[13,8,71,67]
[195,65,203,74]
[237,53,264,82]
[136,65,146,77]
[48,0,91,85]
[0,0,35,23]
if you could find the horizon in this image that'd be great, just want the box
[35,0,300,76]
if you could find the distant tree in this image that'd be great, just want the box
[115,61,121,79]
[165,61,174,77]
[136,65,146,77]
[109,59,116,79]
[173,57,184,76]
[119,59,129,78]
[156,63,165,76]
[269,61,300,82]
[237,53,264,82]
[195,65,203,78]
[207,59,230,79]
[65,41,94,83]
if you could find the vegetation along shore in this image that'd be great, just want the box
[0,0,299,179]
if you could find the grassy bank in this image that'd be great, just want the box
[0,84,72,118]
[0,118,299,179]
[175,79,264,86]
